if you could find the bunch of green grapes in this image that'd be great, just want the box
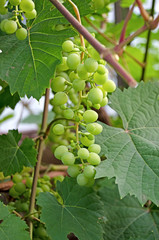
[0,0,37,40]
[49,38,116,187]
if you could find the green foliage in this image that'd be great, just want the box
[95,82,159,205]
[22,111,55,125]
[0,130,37,176]
[0,0,92,99]
[37,177,104,240]
[98,179,159,240]
[0,201,30,240]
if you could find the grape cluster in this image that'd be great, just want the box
[0,0,37,40]
[50,38,116,187]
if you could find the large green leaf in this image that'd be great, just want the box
[98,179,159,240]
[0,85,20,111]
[95,82,159,205]
[37,177,104,240]
[0,0,92,99]
[0,201,30,240]
[0,130,37,176]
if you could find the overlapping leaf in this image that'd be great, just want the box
[95,82,159,205]
[98,179,159,240]
[0,130,37,176]
[0,0,92,99]
[37,177,104,240]
[0,201,30,240]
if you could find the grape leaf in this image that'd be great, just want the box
[0,130,37,176]
[0,85,20,111]
[0,0,92,99]
[37,177,104,240]
[0,201,30,240]
[98,179,159,240]
[95,82,159,205]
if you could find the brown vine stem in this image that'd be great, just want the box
[49,0,137,87]
[29,85,50,239]
[136,0,150,21]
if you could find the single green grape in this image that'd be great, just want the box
[9,186,19,198]
[87,152,101,165]
[51,76,66,92]
[77,64,89,79]
[86,122,103,135]
[0,19,8,32]
[57,71,70,82]
[41,184,50,192]
[56,57,69,72]
[93,103,101,109]
[78,148,89,159]
[53,124,65,135]
[100,97,108,107]
[77,173,88,186]
[67,53,80,70]
[36,187,43,196]
[20,0,35,12]
[88,87,103,104]
[80,135,95,147]
[84,58,98,73]
[24,9,37,19]
[97,64,107,74]
[12,174,22,183]
[94,72,108,85]
[0,6,8,15]
[9,0,21,6]
[26,177,33,188]
[14,182,26,194]
[20,202,29,212]
[53,92,68,105]
[35,227,48,238]
[93,0,105,9]
[88,144,101,154]
[69,71,79,82]
[67,165,81,178]
[83,165,96,178]
[16,28,27,40]
[54,145,68,160]
[63,109,74,119]
[43,175,50,181]
[61,152,75,165]
[4,20,17,34]
[62,40,74,52]
[83,110,98,123]
[103,80,116,92]
[72,79,85,91]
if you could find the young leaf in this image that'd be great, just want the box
[0,201,30,240]
[37,177,104,240]
[0,0,92,100]
[95,82,159,205]
[0,130,37,176]
[98,179,159,240]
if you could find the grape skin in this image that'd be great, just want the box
[16,28,27,40]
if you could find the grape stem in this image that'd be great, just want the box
[29,85,50,239]
[49,0,137,87]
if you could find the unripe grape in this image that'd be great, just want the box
[69,71,79,82]
[103,80,116,92]
[21,202,29,212]
[26,177,33,188]
[93,104,101,109]
[97,85,107,97]
[36,187,43,196]
[83,110,98,123]
[63,109,74,119]
[9,0,21,6]
[57,72,70,82]
[80,135,95,147]
[41,184,50,192]
[88,144,101,154]
[72,79,85,91]
[56,57,69,72]
[100,97,108,107]
[77,173,88,186]
[53,124,65,135]
[93,0,105,9]
[97,64,107,74]
[94,72,108,85]
[77,64,89,79]
[67,53,80,70]
[0,0,6,6]
[86,122,103,135]
[83,165,96,178]
[87,152,101,165]
[53,92,68,105]
[67,165,81,177]
[62,40,74,52]
[9,186,19,198]
[35,227,47,238]
[20,0,35,12]
[12,174,22,183]
[16,28,27,40]
[14,182,26,194]
[61,152,75,165]
[4,20,17,34]
[54,145,68,160]
[84,58,98,73]
[0,19,8,32]
[88,88,103,104]
[51,76,66,92]
[78,148,89,159]
[0,7,8,15]
[24,9,37,19]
